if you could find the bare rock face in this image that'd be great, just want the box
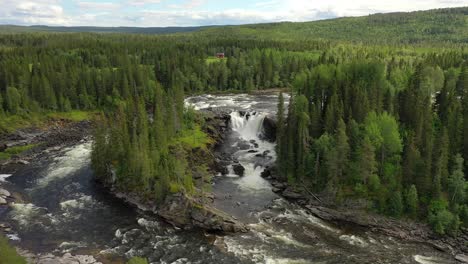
[282,187,303,199]
[17,249,102,264]
[261,116,277,142]
[158,193,248,233]
[456,254,468,263]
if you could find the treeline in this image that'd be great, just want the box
[0,33,323,200]
[277,53,468,235]
[0,33,323,118]
[197,7,468,45]
[1,32,467,222]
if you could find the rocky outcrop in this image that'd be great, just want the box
[456,254,468,263]
[306,205,468,256]
[232,164,245,176]
[17,249,102,264]
[261,164,468,259]
[158,193,248,233]
[261,116,277,142]
[0,187,11,205]
[0,120,91,173]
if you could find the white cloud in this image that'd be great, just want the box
[127,0,162,6]
[0,0,70,25]
[0,0,466,27]
[77,1,121,10]
[168,0,206,9]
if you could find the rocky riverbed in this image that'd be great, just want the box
[261,165,468,262]
[0,93,466,264]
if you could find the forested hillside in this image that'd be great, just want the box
[0,33,325,200]
[1,7,467,44]
[197,7,468,44]
[276,48,468,235]
[0,25,206,34]
[0,6,466,236]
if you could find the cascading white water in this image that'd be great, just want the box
[229,111,266,141]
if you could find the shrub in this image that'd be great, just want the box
[127,257,148,264]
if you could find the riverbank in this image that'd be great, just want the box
[96,111,249,234]
[0,99,466,264]
[0,117,92,174]
[261,165,468,262]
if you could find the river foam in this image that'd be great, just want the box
[0,174,12,182]
[36,142,91,188]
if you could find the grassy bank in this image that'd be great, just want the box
[0,235,26,264]
[0,144,38,160]
[0,110,96,134]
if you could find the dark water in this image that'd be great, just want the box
[0,94,457,264]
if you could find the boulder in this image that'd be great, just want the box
[0,188,10,198]
[261,116,277,142]
[282,187,303,199]
[16,160,30,165]
[260,169,271,178]
[158,194,192,227]
[272,187,282,193]
[456,255,468,263]
[158,194,248,233]
[271,181,286,190]
[237,142,250,150]
[232,164,245,176]
[0,197,6,205]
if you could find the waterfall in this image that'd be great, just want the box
[229,111,266,141]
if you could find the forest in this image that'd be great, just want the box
[276,53,468,235]
[0,7,466,238]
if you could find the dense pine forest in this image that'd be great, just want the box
[276,51,468,235]
[0,7,467,238]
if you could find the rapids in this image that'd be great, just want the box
[0,93,457,264]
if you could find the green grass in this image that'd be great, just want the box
[127,257,148,264]
[0,235,26,264]
[0,110,95,135]
[0,113,44,134]
[47,111,95,122]
[0,144,39,160]
[172,125,213,149]
[205,56,225,64]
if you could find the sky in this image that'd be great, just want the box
[0,0,467,27]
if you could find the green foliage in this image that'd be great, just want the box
[387,190,404,217]
[277,36,467,235]
[0,235,27,264]
[47,111,95,122]
[92,93,209,201]
[0,144,38,160]
[448,154,466,207]
[428,199,457,235]
[196,7,468,45]
[405,185,419,218]
[171,126,213,149]
[0,6,466,237]
[127,257,148,264]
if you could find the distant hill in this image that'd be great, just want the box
[195,7,468,44]
[0,7,466,44]
[0,25,207,34]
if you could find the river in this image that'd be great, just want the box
[0,93,457,264]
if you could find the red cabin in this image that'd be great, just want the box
[216,53,225,59]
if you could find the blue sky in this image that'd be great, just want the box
[0,0,467,27]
